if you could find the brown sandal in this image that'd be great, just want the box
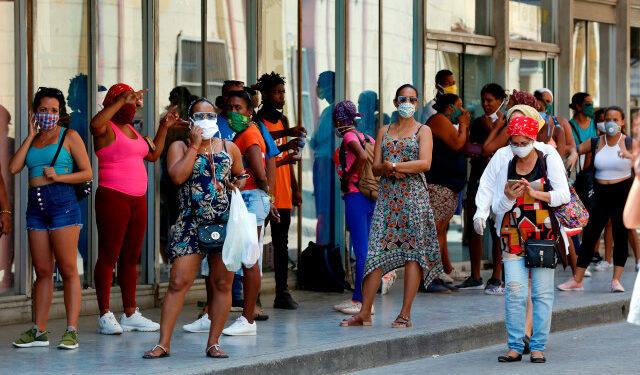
[392,314,412,328]
[340,315,373,327]
[206,344,228,358]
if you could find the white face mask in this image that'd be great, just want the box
[596,122,606,133]
[193,118,219,140]
[511,143,534,158]
[488,99,504,122]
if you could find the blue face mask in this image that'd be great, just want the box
[539,112,549,123]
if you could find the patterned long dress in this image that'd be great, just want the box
[167,147,232,262]
[364,126,443,285]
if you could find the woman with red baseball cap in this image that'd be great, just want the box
[90,83,182,335]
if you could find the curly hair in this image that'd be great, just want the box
[511,89,539,110]
[33,87,69,126]
[257,71,286,93]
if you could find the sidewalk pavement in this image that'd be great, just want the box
[348,321,640,375]
[1,264,636,375]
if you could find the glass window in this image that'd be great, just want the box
[382,0,413,126]
[156,0,202,282]
[257,0,300,270]
[462,54,493,120]
[424,49,460,104]
[35,0,90,288]
[0,0,16,295]
[426,0,491,35]
[97,0,147,284]
[631,27,640,115]
[302,0,335,247]
[571,20,615,108]
[508,57,546,95]
[349,0,380,138]
[509,0,555,43]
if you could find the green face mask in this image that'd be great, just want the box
[444,104,463,124]
[228,111,250,133]
[581,103,595,118]
[545,103,553,116]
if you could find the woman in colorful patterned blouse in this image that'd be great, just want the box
[340,84,442,328]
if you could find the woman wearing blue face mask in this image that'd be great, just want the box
[424,93,469,291]
[559,106,634,293]
[9,87,92,350]
[143,98,245,359]
[340,84,442,328]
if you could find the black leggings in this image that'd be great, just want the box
[577,178,633,268]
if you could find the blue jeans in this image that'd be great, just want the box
[344,192,375,302]
[503,256,554,353]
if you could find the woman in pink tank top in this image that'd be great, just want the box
[90,83,183,334]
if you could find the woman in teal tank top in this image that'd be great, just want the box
[569,92,597,152]
[8,87,92,350]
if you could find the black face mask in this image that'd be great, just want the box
[257,102,283,123]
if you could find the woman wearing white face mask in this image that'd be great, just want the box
[558,106,634,293]
[340,84,442,328]
[143,98,245,359]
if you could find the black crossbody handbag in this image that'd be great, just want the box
[50,128,92,201]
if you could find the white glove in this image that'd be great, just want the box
[473,218,486,235]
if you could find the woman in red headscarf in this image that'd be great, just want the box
[90,83,182,335]
[477,114,570,364]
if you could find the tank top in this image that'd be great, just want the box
[425,127,467,193]
[25,129,74,178]
[95,122,149,196]
[594,135,632,181]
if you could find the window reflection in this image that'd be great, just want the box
[0,0,15,295]
[571,20,614,107]
[427,0,491,35]
[509,0,555,43]
[631,27,640,114]
[508,57,546,95]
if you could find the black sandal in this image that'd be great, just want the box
[391,314,412,328]
[206,344,228,358]
[142,344,170,359]
[498,354,522,362]
[530,355,546,363]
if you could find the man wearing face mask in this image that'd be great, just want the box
[91,83,182,335]
[419,70,457,124]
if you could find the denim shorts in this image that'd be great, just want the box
[26,183,82,231]
[241,189,270,226]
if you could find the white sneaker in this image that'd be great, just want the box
[446,269,469,282]
[97,311,124,335]
[440,273,454,284]
[593,260,613,272]
[339,302,375,315]
[222,316,257,336]
[584,268,592,277]
[381,270,397,295]
[119,307,160,332]
[333,299,355,311]
[183,313,211,333]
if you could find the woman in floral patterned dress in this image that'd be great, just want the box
[143,98,245,359]
[341,84,443,328]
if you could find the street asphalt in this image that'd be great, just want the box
[347,321,640,375]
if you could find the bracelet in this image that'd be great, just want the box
[189,145,199,153]
[267,193,275,204]
[0,210,11,215]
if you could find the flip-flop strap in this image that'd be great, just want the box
[395,315,410,324]
[207,344,221,353]
[153,344,168,354]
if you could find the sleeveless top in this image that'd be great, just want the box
[26,129,73,178]
[425,122,467,193]
[95,122,149,196]
[594,135,632,181]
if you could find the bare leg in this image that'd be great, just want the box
[28,230,54,331]
[629,230,640,264]
[436,220,453,274]
[202,273,212,316]
[50,226,82,328]
[358,268,383,319]
[146,254,202,356]
[613,265,624,282]
[241,225,263,324]
[525,282,533,337]
[206,253,234,355]
[399,261,423,317]
[568,240,578,275]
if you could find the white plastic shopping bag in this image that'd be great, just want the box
[628,272,640,325]
[222,189,256,271]
[240,209,260,267]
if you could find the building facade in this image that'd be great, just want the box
[0,0,638,323]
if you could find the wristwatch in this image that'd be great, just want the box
[392,162,397,172]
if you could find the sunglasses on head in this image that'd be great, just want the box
[397,96,418,103]
[192,112,217,121]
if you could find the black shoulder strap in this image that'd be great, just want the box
[568,119,582,145]
[223,139,228,152]
[414,124,424,137]
[50,129,68,167]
